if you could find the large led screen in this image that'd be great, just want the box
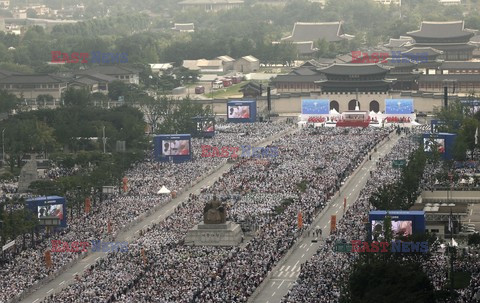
[371,220,413,239]
[385,99,414,114]
[38,204,64,220]
[424,138,445,153]
[162,140,190,156]
[197,120,215,133]
[228,105,251,119]
[301,99,329,115]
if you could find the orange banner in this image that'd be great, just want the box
[297,212,303,229]
[330,215,337,234]
[122,177,128,192]
[85,197,91,213]
[45,250,52,268]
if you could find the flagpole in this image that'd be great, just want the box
[449,207,454,300]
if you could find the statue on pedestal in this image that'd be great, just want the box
[203,195,226,224]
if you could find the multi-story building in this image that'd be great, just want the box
[0,74,68,100]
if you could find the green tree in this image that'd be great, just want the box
[0,90,19,114]
[36,94,54,109]
[468,233,480,246]
[346,259,435,303]
[63,87,91,107]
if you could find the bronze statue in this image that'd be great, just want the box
[203,195,226,224]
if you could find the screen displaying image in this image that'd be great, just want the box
[228,105,250,119]
[197,121,215,133]
[385,99,414,114]
[371,220,413,240]
[424,138,445,153]
[162,139,190,156]
[302,99,329,115]
[38,204,64,220]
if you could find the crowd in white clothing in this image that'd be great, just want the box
[0,122,292,303]
[41,127,390,303]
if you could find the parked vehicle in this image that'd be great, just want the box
[195,86,205,94]
[222,79,232,87]
[212,80,223,89]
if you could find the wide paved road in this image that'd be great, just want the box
[21,124,296,303]
[251,132,401,303]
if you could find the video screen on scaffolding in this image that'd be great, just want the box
[371,220,413,239]
[227,105,251,119]
[423,138,445,153]
[38,204,64,220]
[162,139,190,156]
[385,99,414,114]
[196,120,215,133]
[301,99,329,115]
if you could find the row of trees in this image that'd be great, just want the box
[0,87,214,249]
[369,144,427,210]
[2,0,479,73]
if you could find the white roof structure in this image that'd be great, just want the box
[157,186,171,195]
[241,55,259,63]
[329,108,341,115]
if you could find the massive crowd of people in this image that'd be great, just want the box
[0,122,293,303]
[3,122,479,303]
[282,127,480,303]
[40,127,390,302]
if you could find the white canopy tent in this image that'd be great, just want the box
[157,186,171,195]
[329,108,341,116]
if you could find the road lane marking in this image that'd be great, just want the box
[32,299,39,303]
[285,266,290,271]
[47,289,53,294]
[59,281,65,286]
[272,292,276,297]
[280,266,285,271]
[301,254,305,258]
[294,260,300,267]
[277,280,284,289]
[72,272,78,276]
[84,264,90,269]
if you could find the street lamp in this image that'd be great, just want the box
[2,128,5,166]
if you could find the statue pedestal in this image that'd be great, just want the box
[185,221,243,246]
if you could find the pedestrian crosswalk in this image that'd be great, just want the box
[273,265,301,279]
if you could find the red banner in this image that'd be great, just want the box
[85,197,91,213]
[297,212,303,229]
[122,177,128,192]
[45,250,52,268]
[107,220,112,234]
[330,215,337,234]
